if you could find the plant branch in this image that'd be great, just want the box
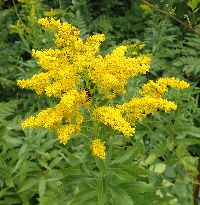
[12,0,25,26]
[142,0,200,37]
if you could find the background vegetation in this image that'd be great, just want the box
[0,0,200,204]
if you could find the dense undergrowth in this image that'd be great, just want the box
[0,0,200,204]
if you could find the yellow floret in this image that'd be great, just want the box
[117,97,177,123]
[93,106,135,138]
[91,139,106,159]
[57,124,77,145]
[17,72,50,95]
[139,77,190,98]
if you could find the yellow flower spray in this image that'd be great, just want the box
[17,17,190,159]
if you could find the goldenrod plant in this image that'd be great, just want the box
[17,18,189,159]
[1,1,200,204]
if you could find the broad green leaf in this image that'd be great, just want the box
[0,187,10,198]
[38,159,52,171]
[188,0,200,10]
[153,163,166,173]
[111,164,149,178]
[63,167,84,176]
[181,156,198,173]
[127,193,173,205]
[17,179,38,193]
[110,168,134,181]
[49,156,63,168]
[97,176,107,205]
[144,154,157,165]
[11,157,24,174]
[5,177,14,188]
[69,189,97,205]
[108,186,134,205]
[0,197,21,204]
[39,175,46,197]
[35,149,51,159]
[4,136,22,147]
[18,144,28,156]
[121,181,155,194]
[61,174,96,184]
[111,147,136,164]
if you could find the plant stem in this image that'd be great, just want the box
[194,157,200,205]
[12,0,24,26]
[142,0,200,37]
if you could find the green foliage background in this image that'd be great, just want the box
[0,0,200,204]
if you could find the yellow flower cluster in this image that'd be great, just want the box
[139,77,190,98]
[17,18,190,159]
[17,18,104,147]
[91,139,106,159]
[57,124,78,145]
[17,73,50,95]
[117,97,177,122]
[89,46,151,96]
[22,89,86,143]
[93,77,189,136]
[93,106,135,137]
[92,95,178,139]
[139,3,152,13]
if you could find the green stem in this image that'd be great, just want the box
[194,157,200,205]
[19,33,31,53]
[12,0,25,26]
[12,0,31,53]
[142,0,200,37]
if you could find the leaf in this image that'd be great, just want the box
[187,0,200,10]
[49,156,63,168]
[17,179,38,193]
[5,177,14,188]
[144,154,157,165]
[0,101,19,119]
[61,174,96,184]
[108,186,134,205]
[11,157,24,174]
[69,189,97,205]
[0,187,10,198]
[120,181,155,194]
[39,175,46,197]
[18,144,28,156]
[110,168,134,181]
[114,164,149,178]
[63,167,84,176]
[38,159,52,171]
[111,147,136,164]
[181,156,198,173]
[153,163,166,174]
[97,176,107,205]
[35,149,51,159]
[0,197,22,204]
[127,193,173,205]
[4,136,22,147]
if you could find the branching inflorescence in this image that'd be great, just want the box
[17,18,190,159]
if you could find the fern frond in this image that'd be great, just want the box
[0,100,19,119]
[74,10,89,40]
